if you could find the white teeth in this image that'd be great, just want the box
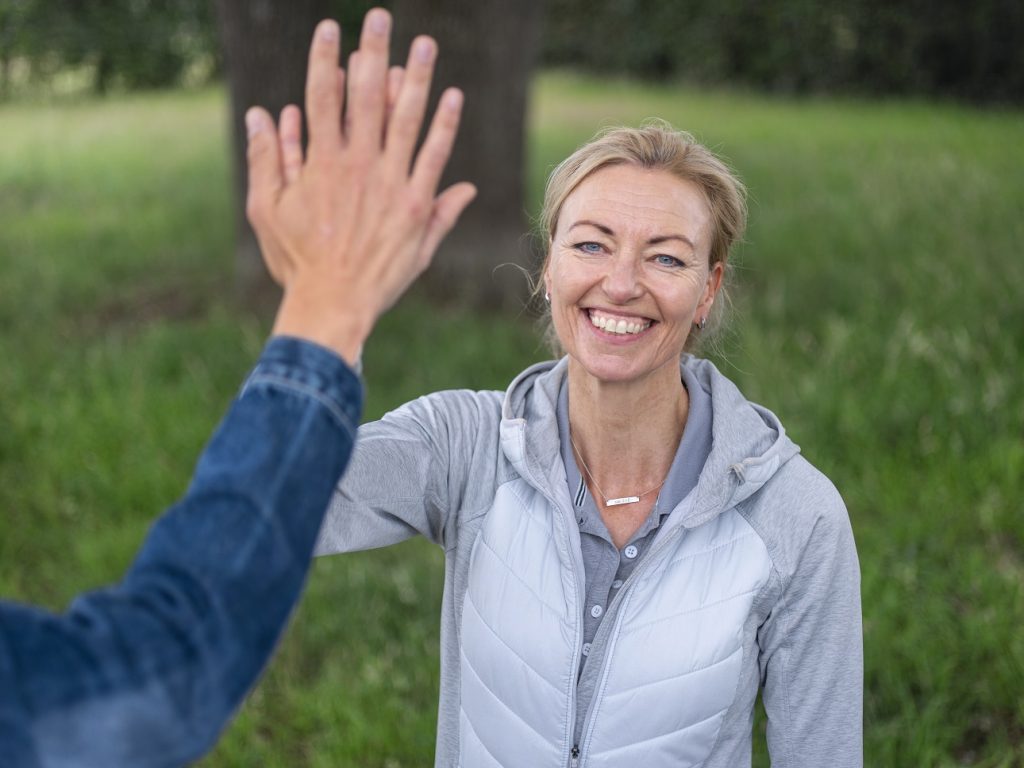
[588,311,651,335]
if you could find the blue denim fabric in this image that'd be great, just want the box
[0,337,362,767]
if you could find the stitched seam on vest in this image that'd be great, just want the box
[619,586,762,636]
[459,709,504,767]
[601,646,742,700]
[477,534,564,617]
[462,647,550,740]
[445,501,493,555]
[638,532,758,583]
[587,707,725,759]
[464,594,563,696]
[735,503,796,767]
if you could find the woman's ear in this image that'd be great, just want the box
[697,261,724,319]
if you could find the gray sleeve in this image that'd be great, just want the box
[757,479,863,767]
[314,389,500,555]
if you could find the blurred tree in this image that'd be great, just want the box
[217,0,544,307]
[4,0,1023,106]
[216,0,334,294]
[542,0,1024,103]
[0,0,217,96]
[390,0,545,309]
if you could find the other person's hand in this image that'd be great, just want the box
[244,8,476,364]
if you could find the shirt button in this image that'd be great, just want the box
[612,579,623,589]
[590,604,603,618]
[623,545,639,559]
[582,643,592,656]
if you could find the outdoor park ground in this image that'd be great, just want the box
[1,73,1022,766]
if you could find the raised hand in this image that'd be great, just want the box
[243,9,476,364]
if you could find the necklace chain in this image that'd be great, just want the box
[570,433,668,507]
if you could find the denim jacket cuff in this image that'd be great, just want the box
[241,336,363,437]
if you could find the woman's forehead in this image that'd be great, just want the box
[557,165,711,244]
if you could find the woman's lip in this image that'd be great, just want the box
[580,308,655,341]
[584,307,654,323]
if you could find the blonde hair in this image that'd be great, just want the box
[536,120,747,353]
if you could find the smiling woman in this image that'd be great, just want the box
[313,122,862,768]
[546,165,719,384]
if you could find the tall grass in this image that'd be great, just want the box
[0,78,1021,766]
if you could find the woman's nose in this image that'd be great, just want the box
[601,254,642,303]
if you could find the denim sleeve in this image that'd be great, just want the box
[0,336,362,768]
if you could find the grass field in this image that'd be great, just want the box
[1,75,1022,766]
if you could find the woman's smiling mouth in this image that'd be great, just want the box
[586,309,653,335]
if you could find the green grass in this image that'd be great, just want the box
[1,77,1021,766]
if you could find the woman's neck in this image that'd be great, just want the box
[566,357,688,500]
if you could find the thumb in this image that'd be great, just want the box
[417,182,478,269]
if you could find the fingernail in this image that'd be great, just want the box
[368,9,389,36]
[319,20,339,42]
[245,109,262,138]
[443,89,463,111]
[415,37,435,63]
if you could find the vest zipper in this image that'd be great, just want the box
[520,457,586,768]
[575,523,688,763]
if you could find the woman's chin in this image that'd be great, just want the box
[568,353,658,386]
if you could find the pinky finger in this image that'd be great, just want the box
[279,104,303,185]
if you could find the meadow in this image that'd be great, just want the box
[1,74,1021,766]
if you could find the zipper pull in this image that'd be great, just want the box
[570,745,580,767]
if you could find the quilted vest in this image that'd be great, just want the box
[457,421,773,767]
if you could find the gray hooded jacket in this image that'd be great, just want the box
[315,357,862,767]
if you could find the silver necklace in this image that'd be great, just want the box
[570,433,668,507]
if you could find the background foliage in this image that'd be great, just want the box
[2,76,1021,765]
[0,0,218,95]
[2,0,1023,103]
[544,0,1024,103]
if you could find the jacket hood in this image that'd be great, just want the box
[499,356,801,529]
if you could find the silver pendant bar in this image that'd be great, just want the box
[605,496,640,506]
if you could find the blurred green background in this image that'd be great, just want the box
[1,1,1022,766]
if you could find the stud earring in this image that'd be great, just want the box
[544,291,550,303]
[697,316,707,330]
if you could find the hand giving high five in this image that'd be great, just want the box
[243,9,476,364]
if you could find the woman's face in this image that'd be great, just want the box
[545,164,722,386]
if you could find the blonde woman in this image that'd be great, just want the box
[311,29,862,764]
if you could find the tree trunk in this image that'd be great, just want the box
[217,0,543,308]
[215,0,331,296]
[390,0,544,310]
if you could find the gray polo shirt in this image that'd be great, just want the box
[557,364,713,741]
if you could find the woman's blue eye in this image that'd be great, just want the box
[656,254,684,267]
[576,242,603,254]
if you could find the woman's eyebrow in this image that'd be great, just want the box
[568,219,614,235]
[568,220,695,250]
[648,233,696,250]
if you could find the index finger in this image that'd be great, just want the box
[305,20,343,157]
